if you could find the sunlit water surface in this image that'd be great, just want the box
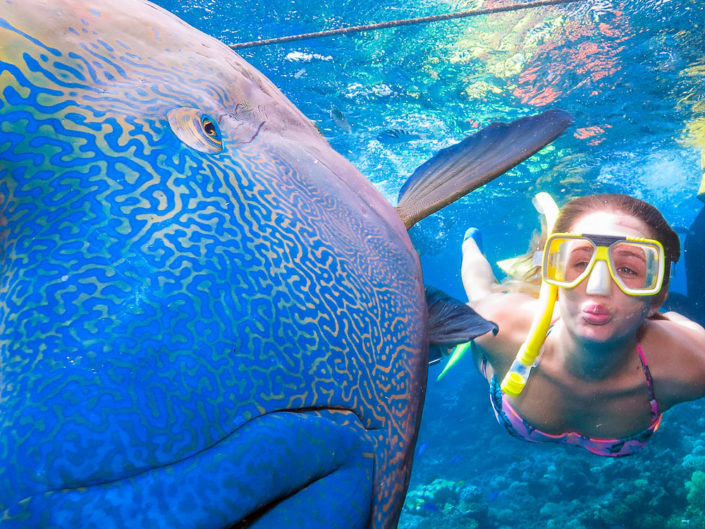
[153,1,705,527]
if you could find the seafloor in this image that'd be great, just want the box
[399,367,705,529]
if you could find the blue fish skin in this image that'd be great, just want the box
[0,1,428,528]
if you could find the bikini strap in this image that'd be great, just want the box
[636,344,659,418]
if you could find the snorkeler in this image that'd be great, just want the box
[462,193,705,456]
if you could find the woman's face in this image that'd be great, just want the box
[557,210,659,345]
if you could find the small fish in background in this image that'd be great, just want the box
[294,68,306,78]
[488,490,501,502]
[680,423,696,435]
[376,128,423,144]
[421,502,440,513]
[330,105,352,132]
[416,441,428,457]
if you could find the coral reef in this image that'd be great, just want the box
[400,370,705,529]
[400,478,487,529]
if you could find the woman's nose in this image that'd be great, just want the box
[585,259,612,295]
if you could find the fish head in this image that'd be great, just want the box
[0,1,427,527]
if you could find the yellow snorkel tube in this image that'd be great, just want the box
[500,192,559,397]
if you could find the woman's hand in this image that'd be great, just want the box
[461,233,497,303]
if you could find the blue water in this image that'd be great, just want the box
[154,1,705,527]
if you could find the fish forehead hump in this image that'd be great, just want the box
[0,0,427,527]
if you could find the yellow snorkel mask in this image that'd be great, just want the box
[542,233,665,296]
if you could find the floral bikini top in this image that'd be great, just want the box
[486,345,662,457]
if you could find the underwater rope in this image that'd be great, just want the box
[229,0,583,50]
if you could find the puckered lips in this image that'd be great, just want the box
[582,303,612,326]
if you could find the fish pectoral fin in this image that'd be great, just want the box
[425,286,497,365]
[395,109,573,229]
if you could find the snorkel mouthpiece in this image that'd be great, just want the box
[499,192,559,397]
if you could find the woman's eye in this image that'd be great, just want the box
[617,266,637,276]
[570,260,589,270]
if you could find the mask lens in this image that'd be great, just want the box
[544,236,595,285]
[563,240,596,282]
[610,242,661,291]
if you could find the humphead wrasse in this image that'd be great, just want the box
[0,1,571,527]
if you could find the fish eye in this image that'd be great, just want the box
[167,107,223,154]
[202,116,217,137]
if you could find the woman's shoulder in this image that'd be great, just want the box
[643,313,705,408]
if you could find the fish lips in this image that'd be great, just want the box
[7,410,375,529]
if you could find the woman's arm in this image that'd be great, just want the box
[461,232,540,375]
[660,311,705,333]
[648,312,705,408]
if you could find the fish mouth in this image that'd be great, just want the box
[13,409,376,529]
